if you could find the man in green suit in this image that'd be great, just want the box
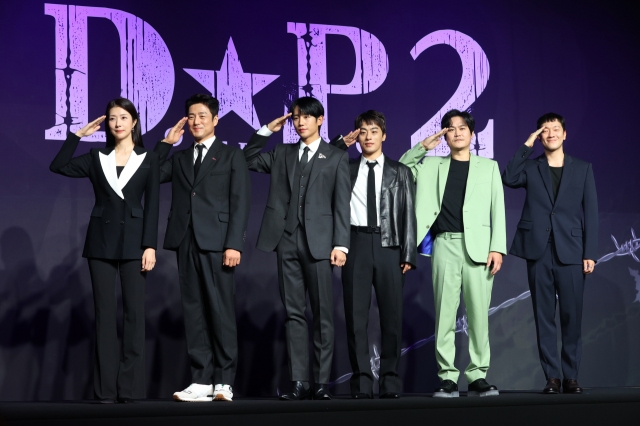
[399,109,506,397]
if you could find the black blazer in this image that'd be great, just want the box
[154,138,250,252]
[331,136,418,266]
[50,133,160,260]
[502,144,598,264]
[243,132,351,260]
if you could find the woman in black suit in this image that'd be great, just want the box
[50,98,159,403]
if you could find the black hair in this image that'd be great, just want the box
[354,110,386,134]
[537,112,565,131]
[185,94,220,117]
[105,98,143,148]
[288,96,324,118]
[441,109,475,133]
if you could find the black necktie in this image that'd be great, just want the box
[194,144,204,178]
[300,146,310,170]
[367,161,377,227]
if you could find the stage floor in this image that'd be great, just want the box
[2,388,639,426]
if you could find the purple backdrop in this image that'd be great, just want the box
[0,0,639,400]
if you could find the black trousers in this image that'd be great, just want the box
[342,229,404,396]
[276,226,334,384]
[177,226,237,386]
[526,242,585,381]
[87,258,146,400]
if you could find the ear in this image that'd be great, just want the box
[213,115,219,127]
[316,115,324,126]
[382,133,387,142]
[132,119,138,128]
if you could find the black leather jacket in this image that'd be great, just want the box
[331,136,417,267]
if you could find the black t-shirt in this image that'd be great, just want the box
[116,166,124,178]
[549,166,563,200]
[432,158,470,235]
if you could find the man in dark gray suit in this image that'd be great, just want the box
[502,112,598,395]
[244,97,351,400]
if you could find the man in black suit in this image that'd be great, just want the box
[502,112,598,395]
[331,110,416,399]
[244,97,351,400]
[155,94,250,402]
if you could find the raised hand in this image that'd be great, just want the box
[421,127,448,151]
[342,129,360,148]
[525,127,545,148]
[75,115,106,138]
[267,113,292,133]
[163,117,188,144]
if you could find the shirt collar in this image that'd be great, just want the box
[195,136,216,151]
[360,152,385,168]
[299,137,322,154]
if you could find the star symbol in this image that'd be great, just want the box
[184,38,279,129]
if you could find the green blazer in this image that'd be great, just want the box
[399,143,507,263]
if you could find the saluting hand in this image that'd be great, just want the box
[75,116,106,138]
[163,117,188,144]
[421,127,448,151]
[341,129,360,148]
[267,113,292,133]
[525,127,544,148]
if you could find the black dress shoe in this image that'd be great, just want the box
[433,380,459,398]
[313,384,332,400]
[352,393,372,399]
[117,397,135,403]
[468,378,499,397]
[562,379,583,394]
[543,378,561,394]
[97,398,116,404]
[279,381,312,401]
[379,392,400,399]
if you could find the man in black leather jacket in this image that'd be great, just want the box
[331,110,416,399]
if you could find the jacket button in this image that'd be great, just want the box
[546,228,550,231]
[105,220,110,224]
[426,225,430,229]
[192,192,196,196]
[551,212,555,215]
[120,221,125,225]
[434,212,437,215]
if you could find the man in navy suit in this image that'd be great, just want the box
[502,113,598,395]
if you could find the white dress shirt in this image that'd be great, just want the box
[351,153,384,227]
[256,125,347,254]
[193,136,216,163]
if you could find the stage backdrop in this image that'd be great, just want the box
[0,0,639,400]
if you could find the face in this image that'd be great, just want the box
[108,106,137,141]
[444,116,473,152]
[188,103,218,142]
[357,122,386,157]
[538,120,566,152]
[292,106,323,140]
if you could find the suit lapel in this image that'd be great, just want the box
[554,154,574,204]
[463,154,480,201]
[118,147,146,191]
[350,158,360,190]
[437,156,451,207]
[194,138,223,187]
[98,148,124,199]
[179,146,195,187]
[286,143,299,192]
[537,156,555,205]
[381,157,397,191]
[307,140,329,189]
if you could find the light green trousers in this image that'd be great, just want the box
[432,232,493,383]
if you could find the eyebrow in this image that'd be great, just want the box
[360,126,380,130]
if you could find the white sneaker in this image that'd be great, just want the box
[173,383,213,402]
[213,384,233,401]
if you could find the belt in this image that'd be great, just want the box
[351,225,381,234]
[436,232,463,240]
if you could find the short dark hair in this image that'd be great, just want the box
[441,109,475,133]
[185,94,220,117]
[537,112,565,131]
[288,96,324,118]
[354,110,386,134]
[105,98,143,148]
